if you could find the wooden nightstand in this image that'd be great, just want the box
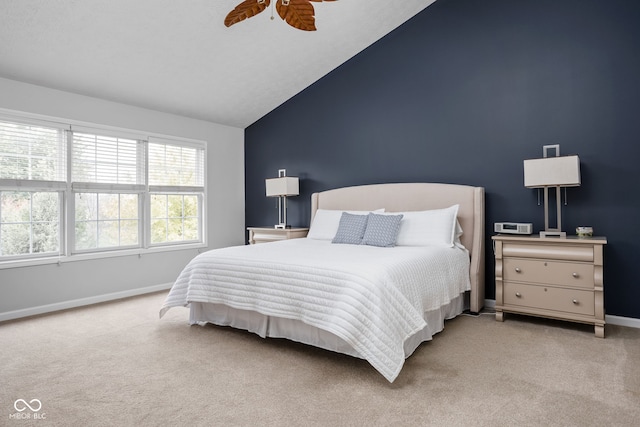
[247,227,309,245]
[492,235,607,337]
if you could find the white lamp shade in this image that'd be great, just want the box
[523,155,581,188]
[265,176,299,197]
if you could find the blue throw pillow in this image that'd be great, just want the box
[361,213,404,247]
[331,212,369,245]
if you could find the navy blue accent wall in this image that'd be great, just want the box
[245,0,640,319]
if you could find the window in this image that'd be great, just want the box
[148,138,204,245]
[1,191,61,257]
[0,118,66,259]
[0,119,66,182]
[150,194,199,244]
[74,192,140,250]
[0,113,206,264]
[70,130,146,253]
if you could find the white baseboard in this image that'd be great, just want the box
[483,299,639,329]
[0,283,173,322]
[605,315,640,329]
[3,293,637,328]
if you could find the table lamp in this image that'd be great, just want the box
[524,145,580,238]
[265,169,299,229]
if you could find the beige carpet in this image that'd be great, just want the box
[1,291,639,426]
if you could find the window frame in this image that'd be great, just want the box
[0,109,207,269]
[148,192,204,247]
[0,189,65,261]
[70,189,144,254]
[147,137,206,248]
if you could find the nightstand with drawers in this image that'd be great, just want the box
[247,227,309,245]
[492,235,607,337]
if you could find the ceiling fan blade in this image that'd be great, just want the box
[225,0,271,27]
[276,0,316,31]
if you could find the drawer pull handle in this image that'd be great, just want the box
[515,292,522,298]
[515,267,521,273]
[573,299,579,305]
[572,272,579,278]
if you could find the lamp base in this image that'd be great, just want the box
[274,224,292,229]
[540,230,567,238]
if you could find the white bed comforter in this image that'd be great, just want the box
[160,238,470,382]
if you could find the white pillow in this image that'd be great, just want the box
[454,219,463,245]
[394,205,460,247]
[307,208,384,240]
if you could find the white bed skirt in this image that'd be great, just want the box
[189,292,467,360]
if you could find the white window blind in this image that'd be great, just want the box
[72,131,144,186]
[148,138,204,190]
[0,118,67,183]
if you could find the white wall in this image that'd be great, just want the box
[0,77,245,320]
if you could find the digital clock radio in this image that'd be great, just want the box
[494,222,533,235]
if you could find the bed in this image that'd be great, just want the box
[160,183,485,382]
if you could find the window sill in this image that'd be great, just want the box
[0,242,207,270]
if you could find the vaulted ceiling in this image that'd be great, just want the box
[0,0,437,128]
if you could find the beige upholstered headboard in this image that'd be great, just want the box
[310,183,485,313]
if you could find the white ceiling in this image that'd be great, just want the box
[0,0,436,128]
